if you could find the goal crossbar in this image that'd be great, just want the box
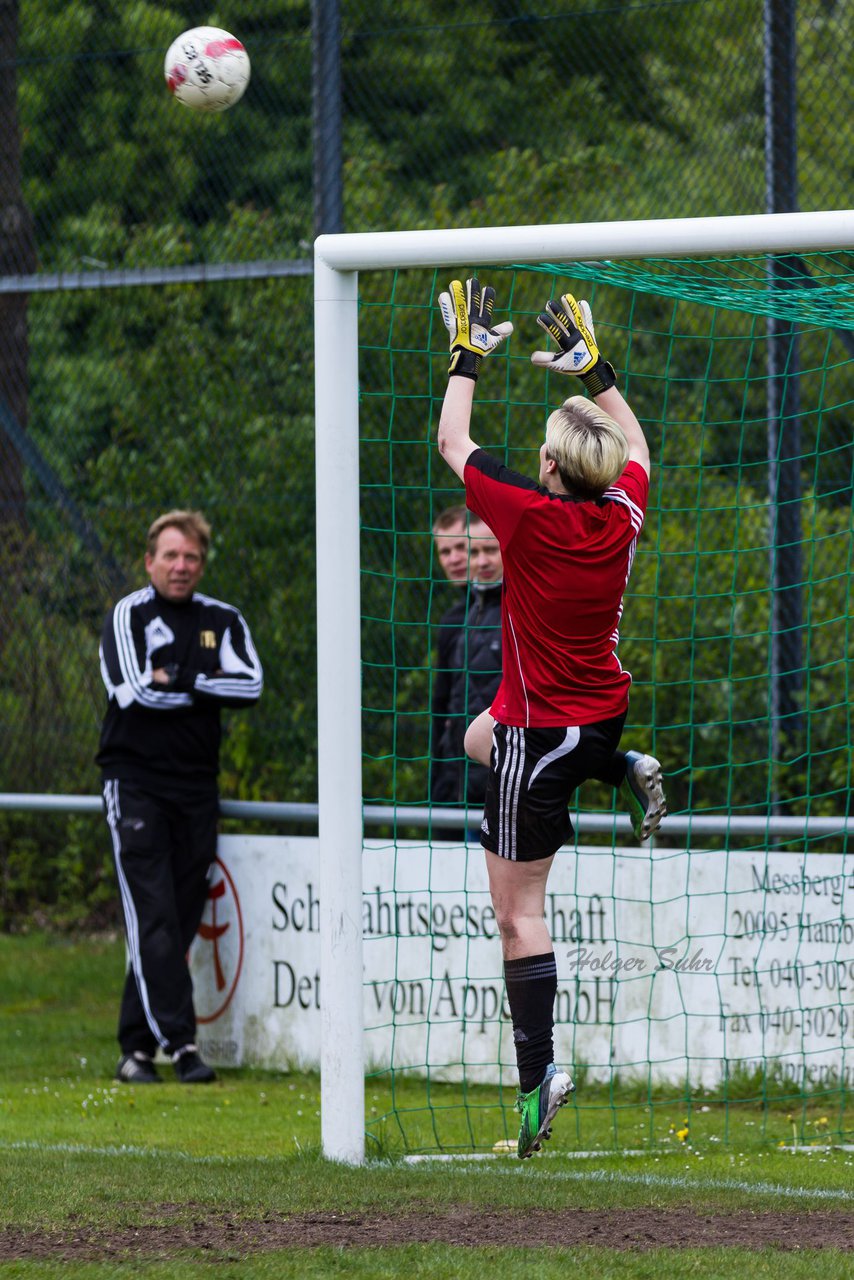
[316,210,854,273]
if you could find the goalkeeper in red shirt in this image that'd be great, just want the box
[436,277,665,1158]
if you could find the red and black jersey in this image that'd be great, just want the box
[464,449,648,727]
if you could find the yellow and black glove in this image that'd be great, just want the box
[438,277,513,380]
[530,293,616,396]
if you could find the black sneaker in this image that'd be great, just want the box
[115,1051,161,1084]
[172,1045,217,1084]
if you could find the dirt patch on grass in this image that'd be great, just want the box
[1,1207,853,1258]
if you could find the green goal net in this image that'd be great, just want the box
[345,242,854,1156]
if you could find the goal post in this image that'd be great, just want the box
[313,210,854,1164]
[314,257,363,1164]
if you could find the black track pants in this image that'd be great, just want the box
[103,778,218,1057]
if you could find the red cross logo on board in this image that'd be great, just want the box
[190,855,245,1023]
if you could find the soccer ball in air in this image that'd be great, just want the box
[164,27,250,112]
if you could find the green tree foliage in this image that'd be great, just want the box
[1,1,851,921]
[19,0,314,260]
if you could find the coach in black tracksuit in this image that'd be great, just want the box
[97,509,263,1086]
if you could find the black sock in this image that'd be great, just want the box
[503,951,557,1093]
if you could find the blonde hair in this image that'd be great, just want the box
[545,395,629,498]
[146,509,212,560]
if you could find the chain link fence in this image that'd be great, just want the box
[0,0,850,921]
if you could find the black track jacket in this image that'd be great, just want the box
[97,585,263,789]
[433,582,502,805]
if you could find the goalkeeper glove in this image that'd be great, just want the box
[530,293,616,396]
[438,277,513,380]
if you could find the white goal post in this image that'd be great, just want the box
[313,209,854,1165]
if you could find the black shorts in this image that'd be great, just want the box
[480,714,626,862]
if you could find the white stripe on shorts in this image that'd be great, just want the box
[528,726,581,789]
[498,726,525,861]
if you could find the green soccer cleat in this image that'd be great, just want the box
[621,751,667,842]
[516,1063,574,1159]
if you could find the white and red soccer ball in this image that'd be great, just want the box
[164,27,250,112]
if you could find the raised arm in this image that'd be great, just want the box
[591,385,649,475]
[437,375,478,480]
[436,277,513,481]
[531,292,650,476]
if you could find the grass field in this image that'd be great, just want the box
[1,932,853,1276]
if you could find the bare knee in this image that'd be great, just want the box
[493,899,525,944]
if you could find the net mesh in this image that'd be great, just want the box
[357,250,854,1153]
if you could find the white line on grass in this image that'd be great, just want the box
[403,1160,854,1202]
[0,1139,270,1164]
[3,1141,851,1202]
[405,1149,672,1161]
